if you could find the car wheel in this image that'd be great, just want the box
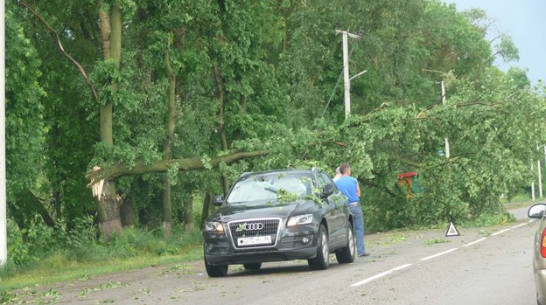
[243,263,262,270]
[204,256,228,277]
[308,224,329,270]
[336,223,356,264]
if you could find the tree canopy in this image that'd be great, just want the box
[6,0,545,238]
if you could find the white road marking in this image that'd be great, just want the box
[463,237,487,247]
[420,248,459,261]
[510,223,527,229]
[350,220,532,287]
[350,264,412,287]
[491,228,511,236]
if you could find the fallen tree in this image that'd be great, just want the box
[87,149,270,187]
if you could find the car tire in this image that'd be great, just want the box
[336,223,356,264]
[308,224,329,270]
[243,263,262,270]
[204,254,228,277]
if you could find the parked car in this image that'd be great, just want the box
[528,203,546,305]
[202,168,356,277]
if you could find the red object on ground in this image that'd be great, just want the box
[398,172,417,179]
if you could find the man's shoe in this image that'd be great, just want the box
[359,252,370,257]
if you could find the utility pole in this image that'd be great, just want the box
[0,0,7,266]
[538,144,544,198]
[424,69,451,159]
[538,158,543,198]
[336,30,364,119]
[440,80,450,158]
[538,144,546,194]
[531,159,535,201]
[341,31,350,119]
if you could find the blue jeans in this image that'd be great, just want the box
[349,203,365,255]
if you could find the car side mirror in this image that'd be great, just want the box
[528,203,546,219]
[213,195,224,206]
[321,184,335,199]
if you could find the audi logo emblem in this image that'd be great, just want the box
[243,223,264,230]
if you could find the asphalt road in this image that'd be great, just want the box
[11,206,539,305]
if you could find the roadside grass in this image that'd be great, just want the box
[501,193,536,209]
[0,246,202,291]
[0,227,204,294]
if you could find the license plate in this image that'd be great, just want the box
[237,235,272,246]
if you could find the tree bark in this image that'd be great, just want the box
[9,190,56,230]
[162,47,177,238]
[200,193,212,229]
[212,63,230,195]
[120,198,134,227]
[161,177,172,237]
[96,2,123,240]
[98,6,111,60]
[279,0,293,53]
[96,180,122,239]
[87,150,270,184]
[184,195,194,231]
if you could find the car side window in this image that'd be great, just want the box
[321,173,341,192]
[318,173,331,189]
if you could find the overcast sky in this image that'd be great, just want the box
[443,0,545,86]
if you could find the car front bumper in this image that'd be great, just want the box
[204,226,319,265]
[205,244,318,265]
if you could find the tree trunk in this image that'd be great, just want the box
[87,150,270,183]
[96,2,123,240]
[120,197,134,227]
[98,6,111,59]
[184,195,194,231]
[9,190,56,231]
[212,63,230,195]
[96,180,122,239]
[200,193,212,229]
[162,175,172,238]
[161,46,177,238]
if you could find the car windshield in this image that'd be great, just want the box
[226,173,313,204]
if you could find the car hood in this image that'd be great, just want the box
[210,199,319,222]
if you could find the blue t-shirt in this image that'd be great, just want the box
[335,176,359,203]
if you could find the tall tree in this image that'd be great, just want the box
[92,1,124,239]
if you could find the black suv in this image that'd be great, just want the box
[203,168,356,277]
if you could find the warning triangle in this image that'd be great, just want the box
[445,221,460,237]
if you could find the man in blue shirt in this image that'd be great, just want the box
[335,163,369,257]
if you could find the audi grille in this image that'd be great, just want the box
[228,218,280,248]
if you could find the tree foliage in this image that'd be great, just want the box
[6,0,545,242]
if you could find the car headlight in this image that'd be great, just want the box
[204,221,224,233]
[287,214,314,227]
